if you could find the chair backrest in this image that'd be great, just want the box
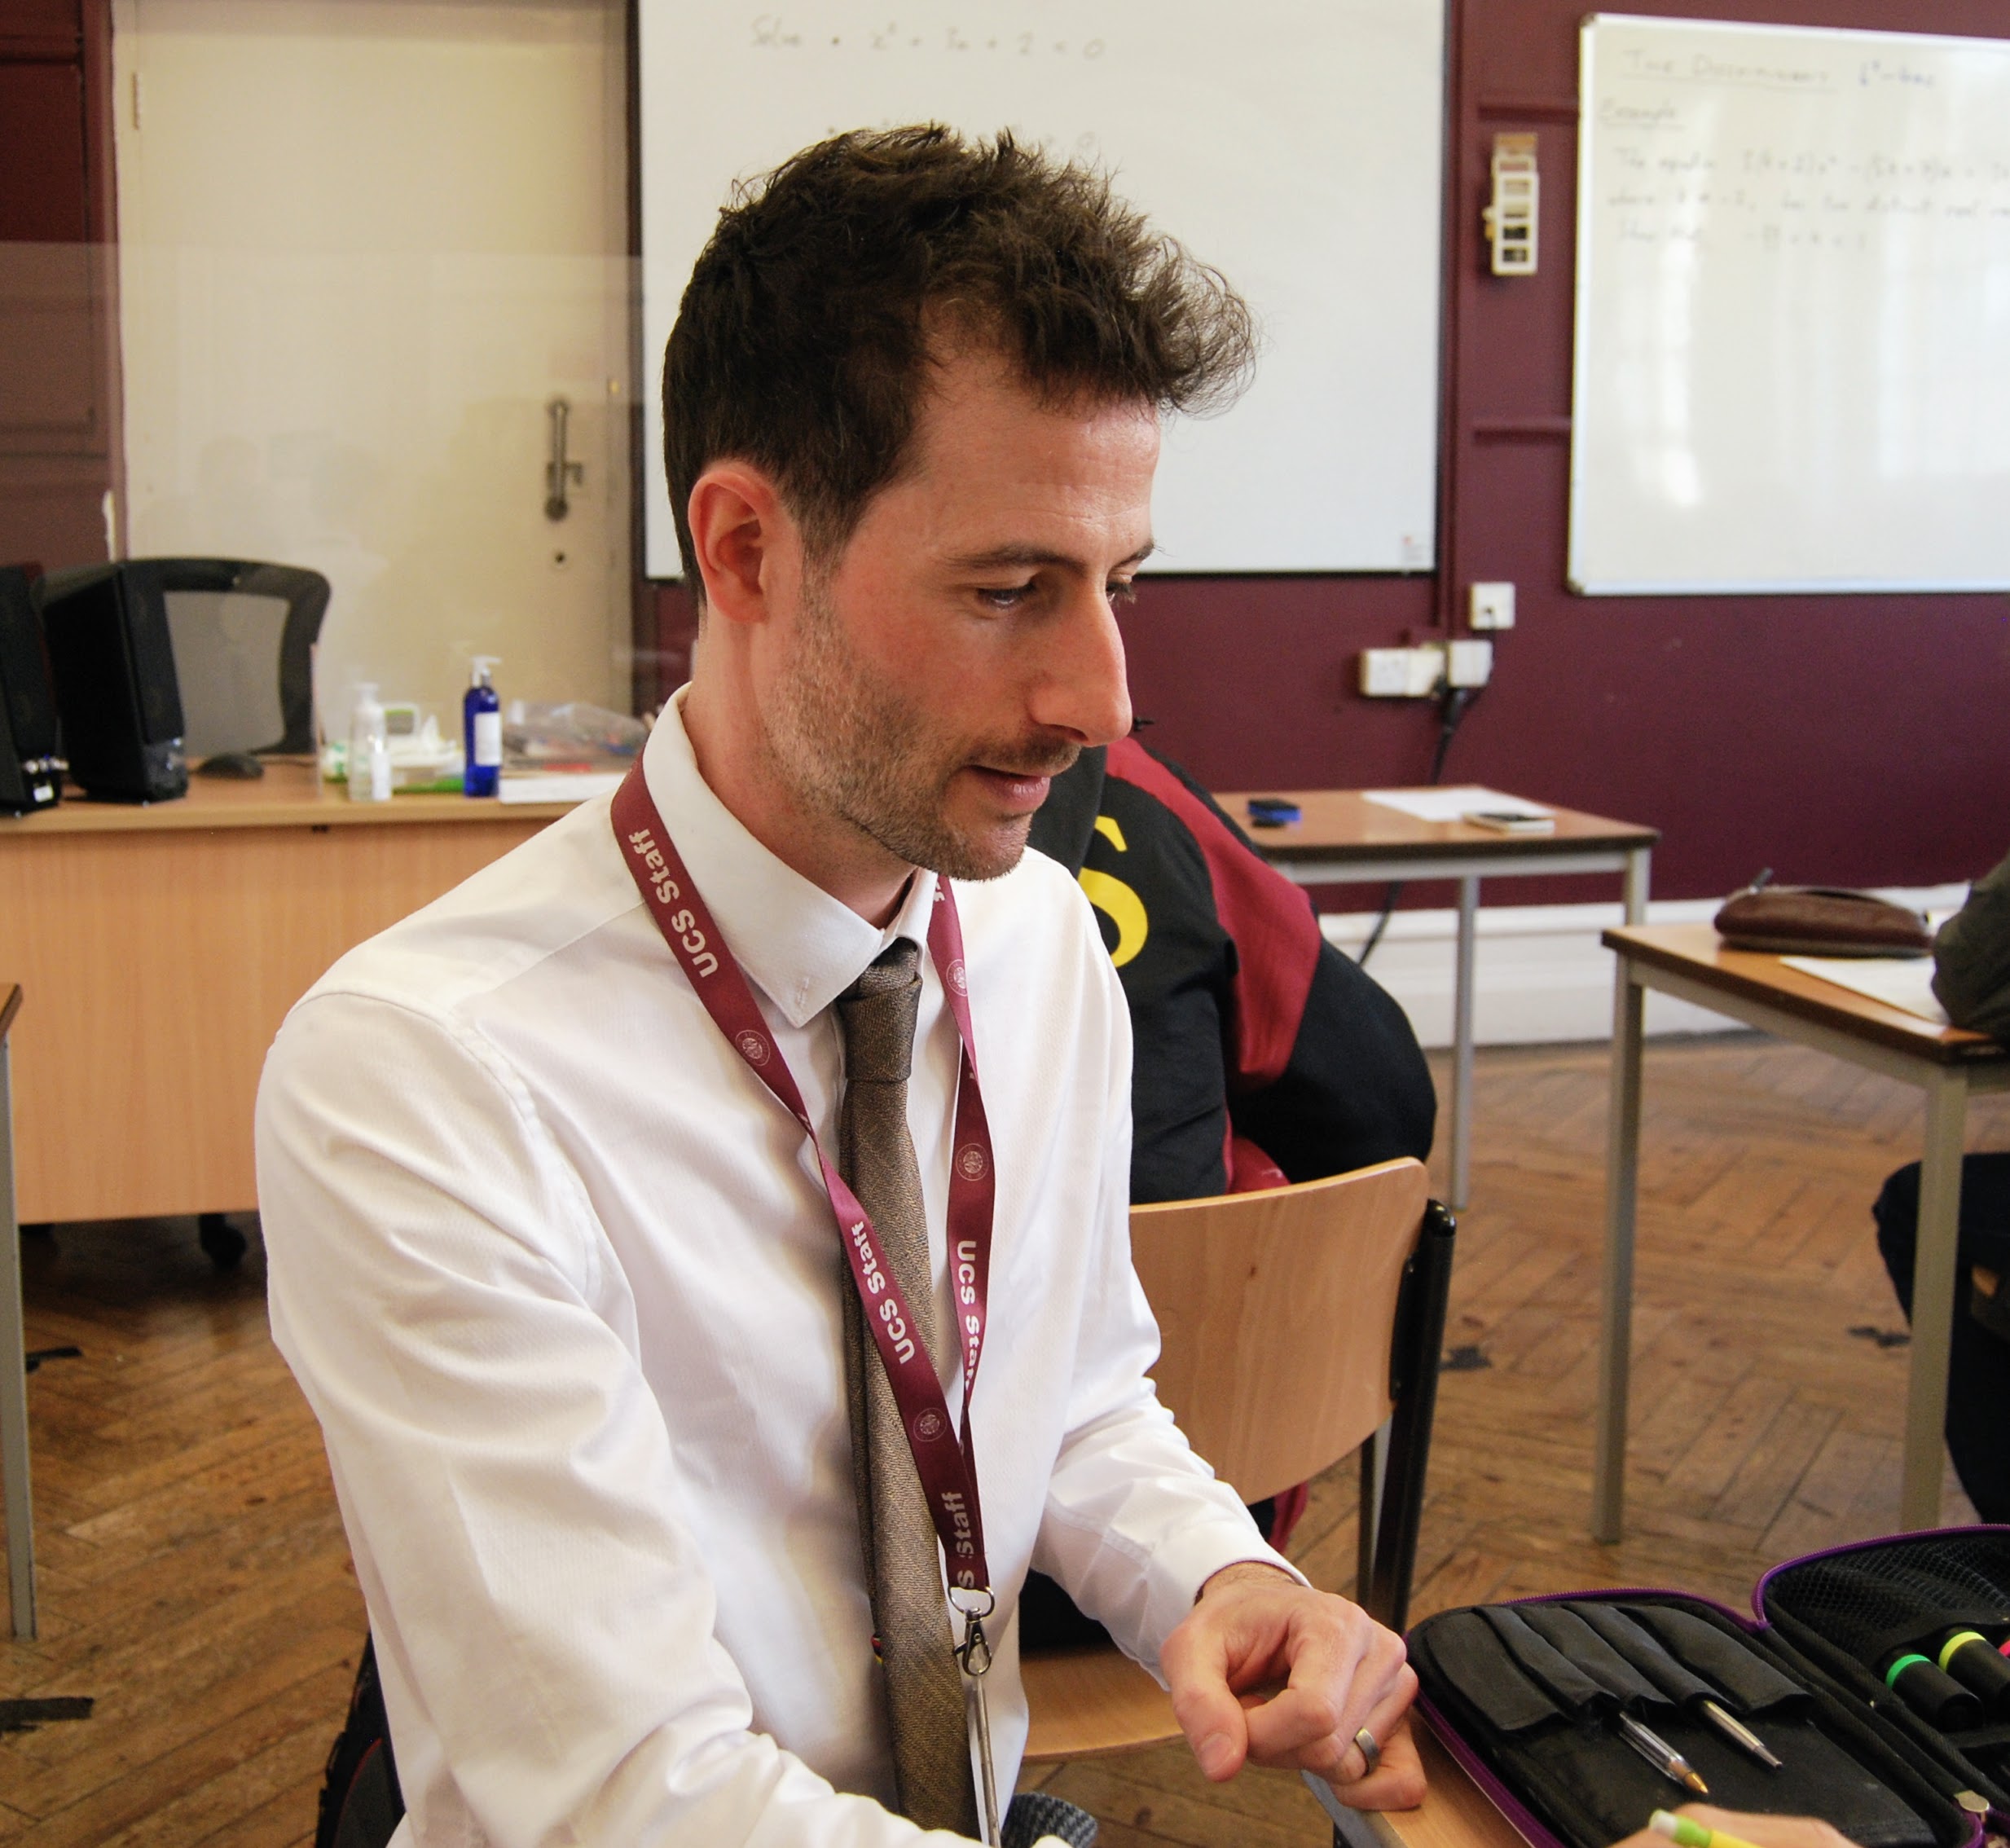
[1129,1156,1431,1507]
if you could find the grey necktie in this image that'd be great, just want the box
[836,938,979,1836]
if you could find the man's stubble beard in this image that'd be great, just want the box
[760,576,1078,882]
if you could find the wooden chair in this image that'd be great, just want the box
[1020,1156,1454,1763]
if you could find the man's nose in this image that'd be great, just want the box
[1030,585,1133,747]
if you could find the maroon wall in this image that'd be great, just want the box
[649,0,2010,906]
[0,0,123,572]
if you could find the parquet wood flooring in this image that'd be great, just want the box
[0,1032,2003,1845]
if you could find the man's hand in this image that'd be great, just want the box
[1610,1809,1858,1848]
[1159,1562,1424,1809]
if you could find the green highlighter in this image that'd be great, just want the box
[1651,1811,1764,1848]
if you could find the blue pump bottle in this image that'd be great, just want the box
[463,656,501,797]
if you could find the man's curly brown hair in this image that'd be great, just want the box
[662,125,1255,592]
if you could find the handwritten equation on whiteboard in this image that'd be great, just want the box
[1598,134,2010,254]
[750,16,1109,57]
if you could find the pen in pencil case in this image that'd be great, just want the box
[1651,1810,1761,1848]
[1697,1698,1782,1769]
[1618,1714,1708,1794]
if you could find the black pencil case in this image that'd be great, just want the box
[1406,1527,2010,1848]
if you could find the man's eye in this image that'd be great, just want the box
[976,583,1035,610]
[1106,579,1139,606]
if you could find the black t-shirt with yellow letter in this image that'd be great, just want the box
[1029,737,1435,1204]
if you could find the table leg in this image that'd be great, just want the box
[0,1030,34,1638]
[1450,876,1479,1212]
[1901,1070,1968,1531]
[1623,847,1652,926]
[1593,955,1645,1544]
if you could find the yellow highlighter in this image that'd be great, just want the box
[1651,1811,1766,1848]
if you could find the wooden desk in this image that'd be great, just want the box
[0,766,572,1223]
[1214,791,1660,1208]
[1307,1723,1524,1848]
[1594,925,2010,1540]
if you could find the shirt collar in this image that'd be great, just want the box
[640,689,940,1029]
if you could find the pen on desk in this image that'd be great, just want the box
[1697,1698,1783,1769]
[1651,1809,1763,1848]
[1619,1714,1709,1794]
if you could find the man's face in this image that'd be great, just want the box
[756,345,1155,883]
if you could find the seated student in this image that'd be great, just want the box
[1020,736,1436,1642]
[1029,735,1436,1203]
[1874,849,2010,1519]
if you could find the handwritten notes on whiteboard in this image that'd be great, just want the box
[1568,16,2010,594]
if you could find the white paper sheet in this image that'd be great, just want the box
[1780,955,1949,1026]
[497,772,625,805]
[1361,785,1553,825]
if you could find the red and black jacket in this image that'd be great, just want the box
[1030,737,1436,1203]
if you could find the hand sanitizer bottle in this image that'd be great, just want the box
[348,682,390,803]
[464,656,501,798]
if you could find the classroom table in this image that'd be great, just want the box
[1215,791,1660,1210]
[1594,925,2010,1542]
[0,765,573,1225]
[1307,1723,1523,1848]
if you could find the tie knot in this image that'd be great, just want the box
[838,938,922,1085]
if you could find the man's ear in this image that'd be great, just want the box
[686,464,793,627]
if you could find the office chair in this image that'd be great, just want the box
[1019,1157,1454,1763]
[149,558,329,758]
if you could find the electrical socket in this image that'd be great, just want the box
[1447,638,1494,687]
[1359,648,1414,697]
[1360,643,1454,697]
[1469,581,1515,629]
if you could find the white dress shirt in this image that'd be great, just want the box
[257,692,1291,1847]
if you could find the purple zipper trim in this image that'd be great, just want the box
[1416,1690,1566,1848]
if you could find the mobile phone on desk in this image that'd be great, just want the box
[1246,797,1301,828]
[1465,808,1554,834]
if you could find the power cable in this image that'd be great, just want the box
[1355,684,1481,969]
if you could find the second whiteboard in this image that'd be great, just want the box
[1571,14,2010,595]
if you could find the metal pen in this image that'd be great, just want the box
[1698,1697,1783,1769]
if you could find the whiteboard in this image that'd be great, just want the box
[636,0,1445,579]
[1569,15,2010,595]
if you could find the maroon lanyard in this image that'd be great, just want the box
[611,764,994,1598]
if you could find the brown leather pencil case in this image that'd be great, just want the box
[1714,886,1933,957]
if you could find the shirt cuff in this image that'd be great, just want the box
[1141,1522,1310,1682]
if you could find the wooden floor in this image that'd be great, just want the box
[0,1032,2003,1846]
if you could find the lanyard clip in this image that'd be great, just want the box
[958,1611,992,1679]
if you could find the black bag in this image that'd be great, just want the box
[1410,1529,2010,1848]
[316,1635,404,1848]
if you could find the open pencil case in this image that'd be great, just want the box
[1406,1528,2010,1848]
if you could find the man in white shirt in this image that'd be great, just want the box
[259,125,1421,1846]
